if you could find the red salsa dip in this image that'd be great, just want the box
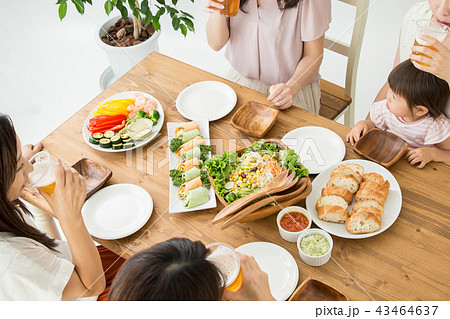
[280,212,309,232]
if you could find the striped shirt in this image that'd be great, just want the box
[370,100,450,149]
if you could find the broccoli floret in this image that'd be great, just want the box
[135,110,146,119]
[169,137,183,152]
[200,170,211,188]
[169,169,185,187]
[149,110,160,120]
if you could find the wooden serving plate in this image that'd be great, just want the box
[230,101,279,138]
[288,276,348,301]
[72,158,112,199]
[208,139,312,222]
[353,128,408,168]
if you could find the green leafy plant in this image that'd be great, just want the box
[56,0,196,38]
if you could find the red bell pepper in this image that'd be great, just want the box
[89,114,127,126]
[88,120,126,134]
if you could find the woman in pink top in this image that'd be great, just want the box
[347,59,450,169]
[204,0,331,113]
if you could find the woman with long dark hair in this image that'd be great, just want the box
[204,0,331,113]
[0,114,106,300]
[109,238,275,301]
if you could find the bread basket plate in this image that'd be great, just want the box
[305,159,402,239]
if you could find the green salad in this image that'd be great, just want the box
[204,140,308,204]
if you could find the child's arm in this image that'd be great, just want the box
[346,119,376,146]
[405,137,450,168]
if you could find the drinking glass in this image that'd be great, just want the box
[26,151,56,194]
[413,19,449,65]
[206,242,243,292]
[219,0,240,17]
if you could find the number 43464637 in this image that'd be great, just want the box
[376,306,438,316]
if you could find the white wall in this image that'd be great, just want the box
[0,0,420,145]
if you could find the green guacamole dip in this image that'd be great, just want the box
[300,234,330,256]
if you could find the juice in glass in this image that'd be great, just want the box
[26,151,56,194]
[206,242,243,292]
[220,0,240,17]
[413,19,449,65]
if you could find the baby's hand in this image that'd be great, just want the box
[346,121,370,146]
[405,147,434,169]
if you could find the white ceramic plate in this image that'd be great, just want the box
[176,81,237,121]
[305,159,402,239]
[236,242,299,301]
[281,126,346,174]
[83,91,165,152]
[167,119,217,213]
[81,184,153,240]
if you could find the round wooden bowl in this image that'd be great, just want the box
[353,128,409,168]
[208,138,312,223]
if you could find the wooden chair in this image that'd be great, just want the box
[319,0,370,126]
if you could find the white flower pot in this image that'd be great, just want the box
[95,16,161,80]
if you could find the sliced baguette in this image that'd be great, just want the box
[343,163,364,176]
[359,181,382,191]
[355,188,386,206]
[316,195,349,210]
[345,211,381,234]
[377,180,390,199]
[321,186,353,204]
[318,205,349,223]
[352,200,384,215]
[362,172,384,185]
[331,166,362,184]
[326,173,359,194]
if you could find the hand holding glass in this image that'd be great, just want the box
[26,151,56,194]
[206,242,243,292]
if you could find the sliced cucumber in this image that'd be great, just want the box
[122,137,132,143]
[112,143,123,150]
[123,142,135,149]
[99,138,111,148]
[110,134,122,144]
[224,181,235,190]
[120,133,130,140]
[89,136,99,145]
[104,130,115,139]
[92,132,104,140]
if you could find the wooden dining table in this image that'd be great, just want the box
[21,52,449,301]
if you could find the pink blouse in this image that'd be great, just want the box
[225,0,331,85]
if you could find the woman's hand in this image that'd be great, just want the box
[223,252,275,301]
[268,83,294,110]
[204,0,224,14]
[39,160,86,222]
[22,142,43,161]
[405,147,435,169]
[346,120,371,146]
[410,34,450,83]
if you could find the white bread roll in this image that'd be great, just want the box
[346,211,381,234]
[331,166,362,184]
[321,186,353,204]
[326,173,359,194]
[377,180,390,199]
[352,200,384,215]
[318,206,349,223]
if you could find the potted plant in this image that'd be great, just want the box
[57,0,196,86]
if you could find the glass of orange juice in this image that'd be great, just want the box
[413,19,449,65]
[26,151,56,194]
[206,242,243,292]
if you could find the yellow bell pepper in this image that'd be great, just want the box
[94,98,134,116]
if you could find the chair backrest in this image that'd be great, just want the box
[324,0,370,98]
